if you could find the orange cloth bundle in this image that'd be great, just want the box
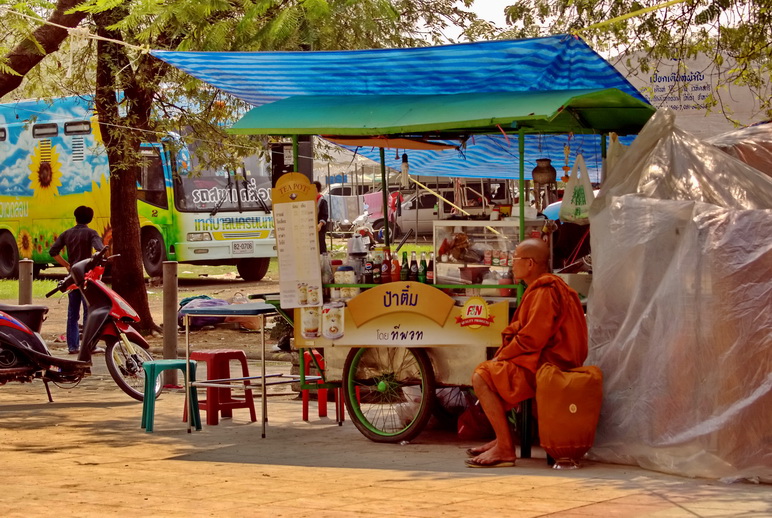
[536,363,603,463]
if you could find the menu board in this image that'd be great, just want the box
[272,173,323,308]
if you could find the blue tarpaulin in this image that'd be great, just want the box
[344,133,635,182]
[151,35,651,181]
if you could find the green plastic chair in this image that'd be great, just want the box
[141,359,201,432]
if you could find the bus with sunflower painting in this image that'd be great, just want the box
[0,96,275,280]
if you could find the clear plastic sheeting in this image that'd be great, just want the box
[586,109,772,482]
[707,122,772,179]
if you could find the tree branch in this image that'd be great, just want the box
[0,0,87,98]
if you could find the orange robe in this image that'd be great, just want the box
[474,273,588,409]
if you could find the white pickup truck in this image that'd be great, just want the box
[374,182,510,239]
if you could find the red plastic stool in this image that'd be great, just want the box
[302,349,344,423]
[186,349,257,426]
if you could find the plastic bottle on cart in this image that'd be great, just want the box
[481,270,499,297]
[320,253,333,300]
[417,252,427,283]
[372,254,382,284]
[391,253,401,281]
[426,252,435,283]
[363,253,374,284]
[409,251,418,281]
[400,251,409,281]
[381,247,392,283]
[498,270,514,297]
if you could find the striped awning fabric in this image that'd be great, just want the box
[151,35,647,108]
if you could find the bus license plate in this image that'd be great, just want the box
[232,241,253,254]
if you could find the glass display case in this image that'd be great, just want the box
[433,219,545,288]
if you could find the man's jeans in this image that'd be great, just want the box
[67,290,88,352]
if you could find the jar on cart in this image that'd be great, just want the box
[334,265,359,300]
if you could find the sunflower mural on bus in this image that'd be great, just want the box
[28,142,63,204]
[17,229,34,259]
[98,222,113,248]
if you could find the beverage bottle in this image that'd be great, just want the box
[372,254,382,284]
[426,252,435,283]
[498,269,513,297]
[409,251,418,281]
[381,247,392,283]
[417,252,427,283]
[391,254,401,281]
[400,251,409,281]
[321,253,333,281]
[320,253,333,300]
[363,253,374,284]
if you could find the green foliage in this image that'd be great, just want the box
[1,0,493,171]
[500,0,772,121]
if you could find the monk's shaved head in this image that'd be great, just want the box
[516,238,550,268]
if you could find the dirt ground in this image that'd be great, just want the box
[11,271,286,354]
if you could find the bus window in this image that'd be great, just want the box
[33,123,58,138]
[137,148,168,208]
[173,155,270,214]
[64,121,91,135]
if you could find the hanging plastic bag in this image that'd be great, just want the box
[559,154,595,225]
[603,133,628,182]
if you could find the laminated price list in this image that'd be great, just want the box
[274,199,322,308]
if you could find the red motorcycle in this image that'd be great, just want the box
[0,247,161,401]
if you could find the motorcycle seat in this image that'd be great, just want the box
[0,304,49,332]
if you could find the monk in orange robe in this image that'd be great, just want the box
[466,238,588,468]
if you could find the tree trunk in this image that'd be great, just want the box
[93,11,157,333]
[0,0,87,98]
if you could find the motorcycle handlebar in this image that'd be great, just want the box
[45,285,61,298]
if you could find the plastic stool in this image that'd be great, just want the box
[187,350,257,426]
[302,350,344,422]
[141,359,201,433]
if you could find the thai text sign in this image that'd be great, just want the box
[295,282,508,347]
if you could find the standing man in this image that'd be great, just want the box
[49,206,105,355]
[313,181,329,253]
[466,238,588,468]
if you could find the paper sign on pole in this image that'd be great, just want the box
[272,173,322,308]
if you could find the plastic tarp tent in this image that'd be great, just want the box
[587,108,772,482]
[707,122,772,180]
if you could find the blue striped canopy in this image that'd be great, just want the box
[343,133,636,182]
[151,35,647,107]
[152,35,650,180]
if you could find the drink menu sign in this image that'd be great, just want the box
[272,173,322,309]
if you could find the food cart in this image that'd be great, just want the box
[153,34,655,443]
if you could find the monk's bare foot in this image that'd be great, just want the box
[467,445,517,467]
[466,439,497,457]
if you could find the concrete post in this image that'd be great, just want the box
[18,259,33,305]
[162,261,179,386]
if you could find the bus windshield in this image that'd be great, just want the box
[173,153,271,214]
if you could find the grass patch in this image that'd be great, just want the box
[0,279,59,300]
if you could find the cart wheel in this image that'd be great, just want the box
[343,347,436,443]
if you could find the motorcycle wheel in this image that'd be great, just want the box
[105,339,161,402]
